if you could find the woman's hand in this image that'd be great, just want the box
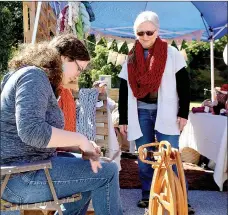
[90,141,101,155]
[89,159,102,173]
[80,139,102,173]
[119,125,128,138]
[79,138,97,153]
[177,117,187,131]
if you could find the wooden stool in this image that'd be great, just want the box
[138,141,188,215]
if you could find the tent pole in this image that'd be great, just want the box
[213,24,227,38]
[210,32,215,102]
[32,1,42,44]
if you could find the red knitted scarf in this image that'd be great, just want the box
[127,37,168,99]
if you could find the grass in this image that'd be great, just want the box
[190,101,202,110]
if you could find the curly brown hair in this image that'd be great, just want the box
[8,42,62,97]
[49,34,90,61]
[8,34,90,97]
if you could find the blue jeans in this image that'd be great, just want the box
[135,109,182,199]
[2,152,123,215]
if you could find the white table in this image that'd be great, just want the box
[179,112,227,191]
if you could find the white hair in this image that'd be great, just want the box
[133,11,160,36]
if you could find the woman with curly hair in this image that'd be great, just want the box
[1,34,123,215]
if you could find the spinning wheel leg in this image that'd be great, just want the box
[139,142,188,215]
[150,167,176,215]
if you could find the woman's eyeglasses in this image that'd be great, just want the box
[137,31,156,37]
[75,60,83,73]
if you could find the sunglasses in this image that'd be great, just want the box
[137,30,156,37]
[75,60,84,73]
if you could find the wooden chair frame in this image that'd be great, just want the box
[1,160,81,215]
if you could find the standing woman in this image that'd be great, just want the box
[1,34,123,215]
[118,11,191,209]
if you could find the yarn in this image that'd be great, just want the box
[76,88,99,141]
[82,1,95,22]
[76,13,84,40]
[80,2,91,33]
[58,86,76,132]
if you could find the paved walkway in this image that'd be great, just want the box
[120,189,228,215]
[2,189,227,215]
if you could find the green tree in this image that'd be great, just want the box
[185,35,227,100]
[78,72,93,88]
[0,2,23,78]
[214,35,228,81]
[80,37,122,88]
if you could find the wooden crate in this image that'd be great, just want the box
[109,88,119,103]
[23,2,36,43]
[96,102,109,148]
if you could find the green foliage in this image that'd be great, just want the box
[92,45,109,68]
[80,37,122,88]
[185,36,228,70]
[78,72,93,88]
[185,35,227,100]
[0,2,23,78]
[214,35,228,81]
[214,35,228,53]
[180,40,188,50]
[86,34,96,58]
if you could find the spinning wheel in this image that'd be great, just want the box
[138,141,188,215]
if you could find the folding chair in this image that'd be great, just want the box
[1,160,81,215]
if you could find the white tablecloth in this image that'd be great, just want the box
[179,112,227,191]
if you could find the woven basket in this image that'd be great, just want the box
[180,147,200,165]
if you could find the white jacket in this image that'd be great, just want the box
[118,45,187,141]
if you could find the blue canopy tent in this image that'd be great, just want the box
[48,1,227,40]
[192,2,227,40]
[90,1,208,40]
[33,1,227,100]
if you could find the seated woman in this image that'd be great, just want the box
[1,34,123,215]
